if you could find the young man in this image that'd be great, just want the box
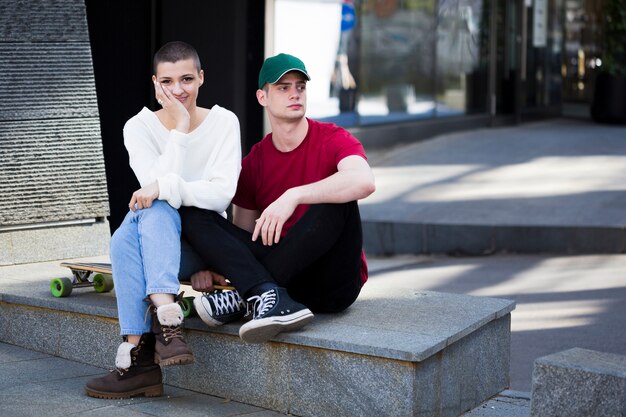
[85,41,241,399]
[180,53,375,343]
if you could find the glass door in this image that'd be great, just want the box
[521,0,564,116]
[561,0,603,117]
[492,0,520,116]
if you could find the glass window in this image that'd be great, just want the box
[358,0,437,124]
[524,0,564,108]
[271,0,491,127]
[273,0,343,120]
[436,0,490,116]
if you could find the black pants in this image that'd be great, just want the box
[179,202,363,313]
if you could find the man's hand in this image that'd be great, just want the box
[128,182,159,212]
[252,190,298,246]
[189,270,228,292]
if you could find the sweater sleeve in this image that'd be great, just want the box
[157,110,242,212]
[123,115,188,187]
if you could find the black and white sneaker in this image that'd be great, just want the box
[193,290,245,327]
[239,287,314,343]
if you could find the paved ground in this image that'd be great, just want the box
[1,255,536,417]
[367,253,626,392]
[363,118,626,228]
[0,340,529,417]
[3,252,626,415]
[361,117,626,393]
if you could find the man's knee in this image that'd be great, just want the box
[179,206,222,233]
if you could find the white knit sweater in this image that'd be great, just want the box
[123,105,241,215]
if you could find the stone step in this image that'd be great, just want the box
[363,221,626,256]
[530,348,626,417]
[0,261,515,417]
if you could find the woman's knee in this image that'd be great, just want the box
[109,219,133,259]
[140,200,181,230]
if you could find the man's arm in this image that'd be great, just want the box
[252,155,375,245]
[233,205,261,233]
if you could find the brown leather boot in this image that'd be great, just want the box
[150,299,194,366]
[85,333,162,399]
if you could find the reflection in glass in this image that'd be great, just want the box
[524,0,564,109]
[562,0,601,108]
[436,0,490,117]
[272,0,492,127]
[358,0,437,124]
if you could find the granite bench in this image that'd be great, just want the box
[0,275,515,417]
[530,348,626,417]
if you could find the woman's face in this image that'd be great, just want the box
[153,58,203,110]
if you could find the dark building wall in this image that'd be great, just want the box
[85,0,152,234]
[85,0,265,232]
[0,0,109,227]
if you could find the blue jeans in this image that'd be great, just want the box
[110,200,189,336]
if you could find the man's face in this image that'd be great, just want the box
[261,71,307,121]
[153,58,203,110]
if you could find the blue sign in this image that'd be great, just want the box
[341,3,356,32]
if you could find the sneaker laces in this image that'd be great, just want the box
[206,290,243,315]
[247,289,277,319]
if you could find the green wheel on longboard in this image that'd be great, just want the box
[93,274,114,293]
[181,296,195,318]
[50,278,73,298]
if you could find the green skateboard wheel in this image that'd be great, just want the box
[93,274,114,293]
[50,278,73,298]
[181,296,195,318]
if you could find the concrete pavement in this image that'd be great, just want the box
[1,254,533,417]
[364,118,626,228]
[0,340,529,417]
[361,118,626,255]
[3,252,626,415]
[365,253,626,392]
[358,117,626,393]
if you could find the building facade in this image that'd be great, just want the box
[266,0,604,144]
[0,0,608,264]
[0,0,110,265]
[86,0,604,232]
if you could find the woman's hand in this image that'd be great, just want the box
[128,181,159,211]
[154,81,190,133]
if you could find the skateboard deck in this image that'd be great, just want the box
[52,261,235,318]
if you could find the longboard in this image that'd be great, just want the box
[51,262,235,318]
[51,262,115,298]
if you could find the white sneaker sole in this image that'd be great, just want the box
[193,296,223,327]
[238,309,314,343]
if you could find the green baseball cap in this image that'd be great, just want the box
[258,53,310,89]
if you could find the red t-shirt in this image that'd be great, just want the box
[233,118,368,285]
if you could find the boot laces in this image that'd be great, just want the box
[247,289,277,319]
[162,324,184,341]
[207,290,243,315]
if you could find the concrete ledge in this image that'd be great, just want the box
[363,221,626,255]
[0,277,514,417]
[0,220,110,265]
[530,348,626,417]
